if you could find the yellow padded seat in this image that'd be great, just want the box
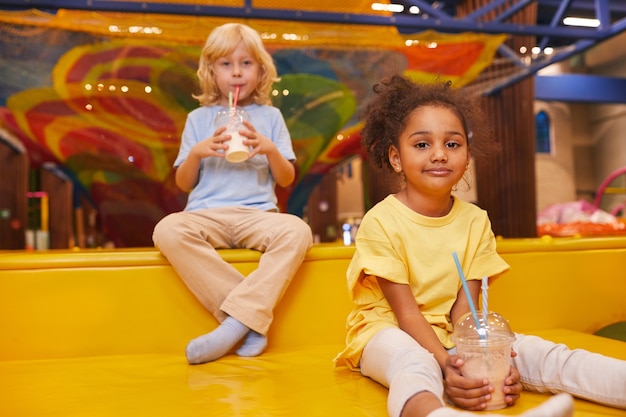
[1,238,625,416]
[0,335,625,416]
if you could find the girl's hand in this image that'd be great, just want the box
[504,351,522,406]
[444,355,494,411]
[190,126,230,159]
[240,120,278,158]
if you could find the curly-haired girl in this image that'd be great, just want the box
[335,75,625,417]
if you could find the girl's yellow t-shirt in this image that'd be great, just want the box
[335,195,510,370]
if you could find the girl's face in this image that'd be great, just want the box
[390,105,470,200]
[212,41,262,107]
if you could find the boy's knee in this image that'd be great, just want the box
[152,219,165,248]
[286,216,314,248]
[152,214,180,249]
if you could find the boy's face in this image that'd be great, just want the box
[212,41,262,107]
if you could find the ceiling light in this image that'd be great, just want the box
[408,6,420,14]
[371,3,404,13]
[563,17,600,27]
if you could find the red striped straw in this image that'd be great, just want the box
[229,86,240,126]
[232,86,240,109]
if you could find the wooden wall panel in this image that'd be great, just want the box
[461,0,539,237]
[40,164,74,249]
[0,133,28,250]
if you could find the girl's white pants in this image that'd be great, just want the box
[360,327,626,417]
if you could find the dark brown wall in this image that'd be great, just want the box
[463,0,539,238]
[0,134,28,249]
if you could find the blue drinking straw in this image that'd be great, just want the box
[452,251,486,339]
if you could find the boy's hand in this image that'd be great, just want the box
[191,126,233,160]
[240,120,278,158]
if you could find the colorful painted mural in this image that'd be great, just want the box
[0,10,505,247]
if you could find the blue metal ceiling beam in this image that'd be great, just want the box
[0,0,617,39]
[538,0,572,50]
[538,0,626,14]
[596,0,611,28]
[1,0,624,96]
[493,0,535,23]
[464,0,513,21]
[483,16,626,95]
[408,0,453,20]
[534,74,626,104]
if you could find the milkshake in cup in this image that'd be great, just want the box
[215,107,250,163]
[453,311,515,410]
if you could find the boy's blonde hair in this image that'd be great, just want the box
[194,23,278,106]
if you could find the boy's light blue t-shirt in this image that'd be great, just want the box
[174,104,295,212]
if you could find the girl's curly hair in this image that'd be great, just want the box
[360,75,494,172]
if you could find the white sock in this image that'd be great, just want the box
[426,407,476,417]
[427,394,574,417]
[236,330,267,357]
[185,316,249,364]
[520,394,574,417]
